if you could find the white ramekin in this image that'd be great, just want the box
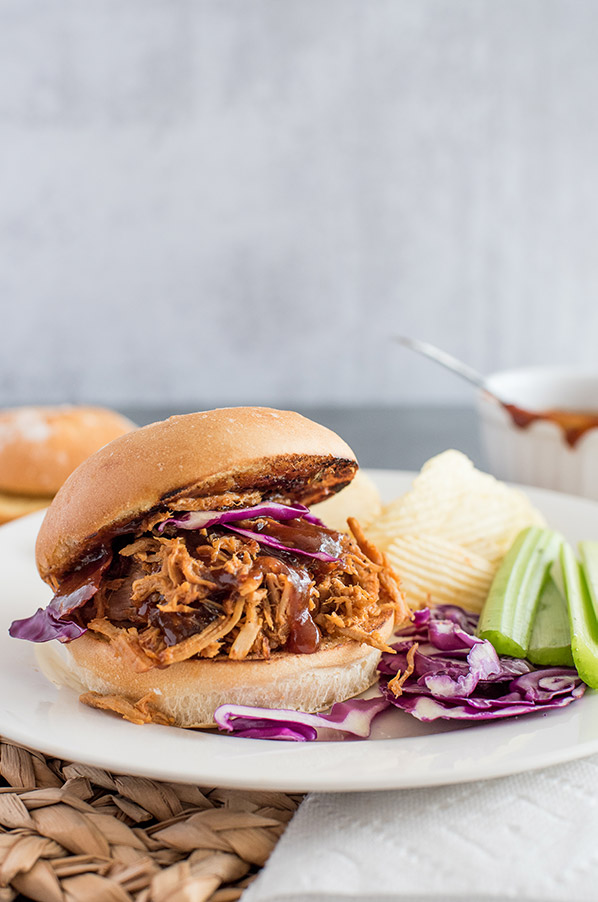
[476,367,598,500]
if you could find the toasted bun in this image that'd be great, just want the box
[37,614,395,727]
[36,407,357,582]
[0,406,135,497]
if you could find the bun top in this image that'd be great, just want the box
[36,407,358,582]
[0,406,135,496]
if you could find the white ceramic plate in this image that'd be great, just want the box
[1,470,598,793]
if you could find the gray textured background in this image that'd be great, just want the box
[2,0,598,408]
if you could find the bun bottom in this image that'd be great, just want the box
[36,615,395,727]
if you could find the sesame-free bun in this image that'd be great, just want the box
[36,613,395,727]
[36,408,358,582]
[0,406,135,497]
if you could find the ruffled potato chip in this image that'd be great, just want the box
[384,534,495,613]
[369,450,544,564]
[366,450,545,613]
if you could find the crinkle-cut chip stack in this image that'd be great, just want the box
[380,534,497,611]
[366,450,545,613]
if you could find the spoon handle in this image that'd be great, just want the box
[395,335,488,392]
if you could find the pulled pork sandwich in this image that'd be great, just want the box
[10,408,408,727]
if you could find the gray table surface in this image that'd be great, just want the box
[120,405,486,473]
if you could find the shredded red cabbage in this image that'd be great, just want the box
[223,524,339,563]
[159,502,314,531]
[9,607,87,643]
[159,503,339,563]
[214,696,389,741]
[378,604,586,721]
[9,552,111,644]
[381,689,585,721]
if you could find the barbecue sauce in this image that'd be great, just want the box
[244,518,344,654]
[286,572,321,655]
[247,518,344,560]
[252,555,321,654]
[149,607,221,647]
[53,550,112,618]
[502,403,598,448]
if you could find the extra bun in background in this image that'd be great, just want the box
[0,406,135,524]
[12,407,407,728]
[36,406,357,581]
[0,406,136,496]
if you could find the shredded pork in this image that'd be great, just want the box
[387,642,418,697]
[80,691,174,725]
[81,517,407,671]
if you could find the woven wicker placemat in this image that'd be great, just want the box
[0,737,302,902]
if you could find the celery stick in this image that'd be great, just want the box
[527,575,574,667]
[477,527,562,657]
[579,541,598,620]
[561,542,598,689]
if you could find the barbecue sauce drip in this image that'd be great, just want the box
[53,550,113,618]
[502,403,598,449]
[149,606,221,647]
[252,556,321,654]
[245,518,344,561]
[240,518,344,654]
[285,566,321,654]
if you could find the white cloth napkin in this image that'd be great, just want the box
[244,756,598,902]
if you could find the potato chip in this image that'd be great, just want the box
[311,470,382,533]
[364,450,546,614]
[384,534,495,613]
[368,450,544,564]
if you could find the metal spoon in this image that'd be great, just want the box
[394,335,496,396]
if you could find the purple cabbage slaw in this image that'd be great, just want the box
[159,502,325,531]
[214,696,390,741]
[378,604,586,722]
[220,524,339,563]
[159,502,340,563]
[9,552,112,643]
